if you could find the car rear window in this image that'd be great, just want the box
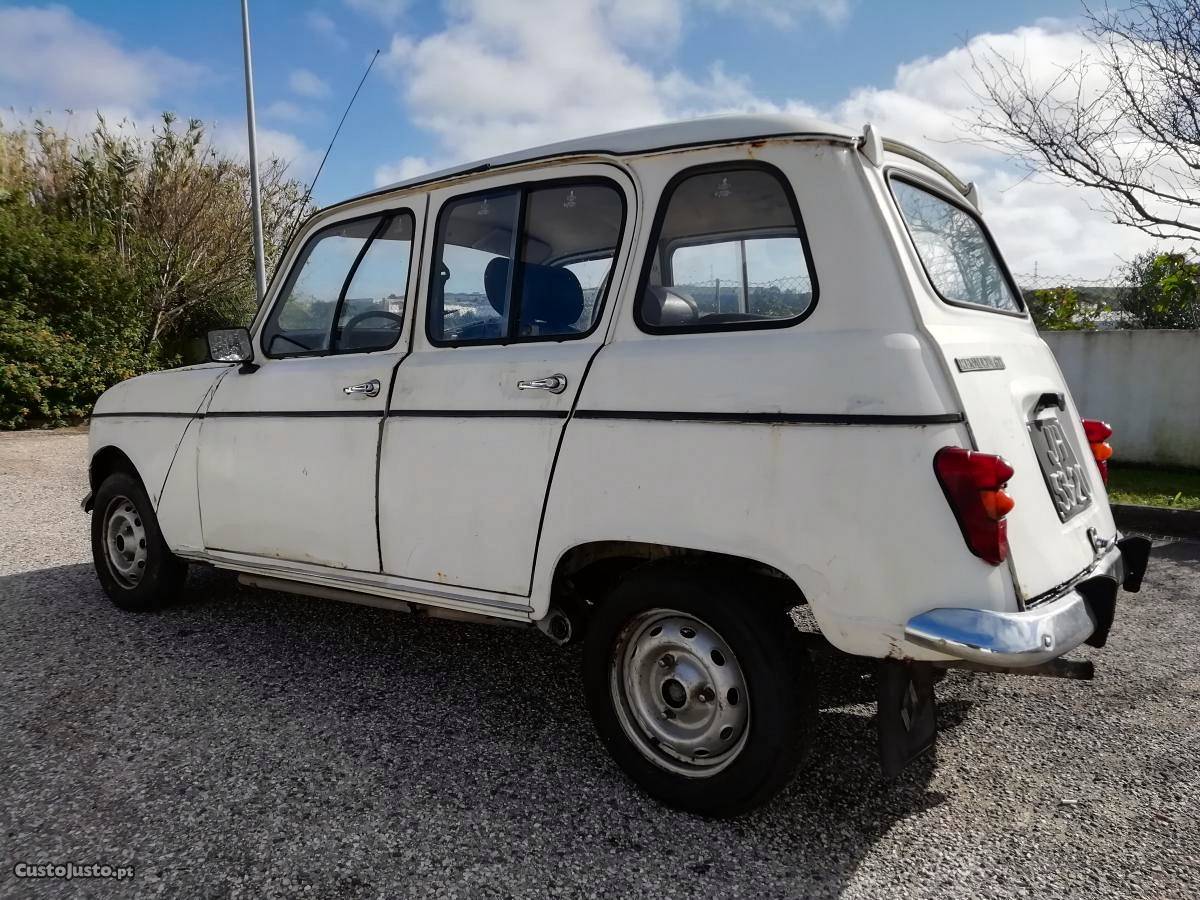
[890,176,1022,314]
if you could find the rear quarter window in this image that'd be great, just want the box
[635,162,818,334]
[889,175,1023,315]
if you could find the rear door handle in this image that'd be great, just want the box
[343,379,381,397]
[517,374,568,394]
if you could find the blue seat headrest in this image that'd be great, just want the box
[484,258,584,332]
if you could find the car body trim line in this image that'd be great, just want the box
[573,410,965,426]
[206,410,382,418]
[387,409,569,419]
[89,411,197,419]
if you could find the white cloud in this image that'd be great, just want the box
[264,99,320,124]
[823,23,1172,277]
[379,0,782,165]
[305,9,349,49]
[289,68,331,99]
[702,0,851,27]
[344,0,407,24]
[373,6,1160,278]
[0,4,202,113]
[374,154,443,186]
[212,122,321,181]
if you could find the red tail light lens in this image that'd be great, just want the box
[933,447,1015,565]
[1082,419,1113,484]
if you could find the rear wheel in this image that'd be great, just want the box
[582,563,816,817]
[91,471,187,611]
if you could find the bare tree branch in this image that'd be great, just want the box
[969,0,1200,242]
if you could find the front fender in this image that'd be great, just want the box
[88,363,231,508]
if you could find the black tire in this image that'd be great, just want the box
[582,562,817,817]
[91,470,187,611]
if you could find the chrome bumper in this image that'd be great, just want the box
[904,536,1151,667]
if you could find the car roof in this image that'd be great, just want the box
[352,113,858,202]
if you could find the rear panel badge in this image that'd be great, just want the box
[955,355,1006,373]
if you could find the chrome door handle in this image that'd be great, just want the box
[343,379,381,397]
[517,374,568,394]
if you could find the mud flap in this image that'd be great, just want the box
[877,659,937,778]
[1117,535,1151,593]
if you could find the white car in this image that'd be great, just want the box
[84,114,1151,816]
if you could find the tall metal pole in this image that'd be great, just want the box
[240,0,267,305]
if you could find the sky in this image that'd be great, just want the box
[0,0,1172,280]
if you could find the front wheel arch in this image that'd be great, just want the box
[89,445,144,494]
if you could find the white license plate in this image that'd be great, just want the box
[1029,414,1093,522]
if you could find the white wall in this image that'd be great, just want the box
[1043,330,1200,469]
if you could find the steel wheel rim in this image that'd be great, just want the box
[102,495,148,589]
[610,608,750,778]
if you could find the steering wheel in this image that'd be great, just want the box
[342,310,404,333]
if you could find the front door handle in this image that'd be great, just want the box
[343,379,381,397]
[517,374,568,394]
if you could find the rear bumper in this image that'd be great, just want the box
[903,535,1151,667]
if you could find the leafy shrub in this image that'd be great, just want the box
[0,203,154,426]
[1025,286,1105,330]
[1121,251,1200,329]
[0,113,311,428]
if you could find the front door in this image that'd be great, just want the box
[378,166,634,595]
[197,202,423,572]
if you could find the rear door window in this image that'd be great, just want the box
[428,180,626,345]
[890,176,1022,314]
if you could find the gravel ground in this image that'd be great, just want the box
[1,428,1198,899]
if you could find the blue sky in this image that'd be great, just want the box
[0,1,1161,278]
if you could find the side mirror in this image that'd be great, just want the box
[207,328,258,373]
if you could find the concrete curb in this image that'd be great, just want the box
[1112,503,1200,540]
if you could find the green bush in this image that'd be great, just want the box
[1122,251,1200,329]
[1025,286,1104,330]
[0,113,311,428]
[0,203,154,426]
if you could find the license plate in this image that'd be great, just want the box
[1028,414,1093,521]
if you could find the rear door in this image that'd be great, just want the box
[377,165,635,596]
[887,172,1115,602]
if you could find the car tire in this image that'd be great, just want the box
[582,562,817,817]
[91,471,187,611]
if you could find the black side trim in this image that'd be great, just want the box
[90,411,197,419]
[573,410,965,426]
[388,409,568,419]
[206,410,382,419]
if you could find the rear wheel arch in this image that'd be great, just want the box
[549,541,812,636]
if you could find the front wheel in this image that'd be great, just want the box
[582,563,816,817]
[91,471,187,611]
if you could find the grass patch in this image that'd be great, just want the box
[1106,464,1200,510]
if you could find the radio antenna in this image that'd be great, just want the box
[286,47,381,243]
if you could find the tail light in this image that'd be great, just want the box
[933,447,1015,566]
[1082,419,1113,484]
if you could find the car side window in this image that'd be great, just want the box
[889,177,1022,314]
[429,180,625,345]
[262,211,414,357]
[636,164,817,333]
[333,214,415,352]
